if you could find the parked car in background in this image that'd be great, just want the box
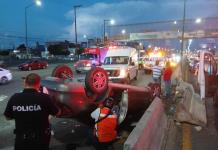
[18,59,48,71]
[0,67,12,84]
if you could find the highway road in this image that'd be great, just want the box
[0,63,153,150]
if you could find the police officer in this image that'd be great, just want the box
[4,73,60,150]
[91,97,118,150]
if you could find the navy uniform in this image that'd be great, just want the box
[4,73,59,150]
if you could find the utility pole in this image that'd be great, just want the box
[74,5,82,45]
[181,0,187,57]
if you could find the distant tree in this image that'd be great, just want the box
[0,50,9,56]
[48,44,70,55]
[17,44,26,52]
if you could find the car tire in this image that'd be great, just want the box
[1,77,8,84]
[52,65,73,79]
[85,67,108,94]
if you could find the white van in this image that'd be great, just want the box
[101,46,138,84]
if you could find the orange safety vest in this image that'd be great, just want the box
[95,107,117,143]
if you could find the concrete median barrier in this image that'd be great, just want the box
[175,81,207,126]
[123,97,168,150]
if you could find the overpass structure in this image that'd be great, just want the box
[109,17,218,41]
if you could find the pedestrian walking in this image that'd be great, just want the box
[152,60,162,84]
[91,97,118,150]
[163,61,173,99]
[4,73,60,150]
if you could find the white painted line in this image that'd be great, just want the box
[0,95,8,102]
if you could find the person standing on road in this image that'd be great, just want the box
[4,73,60,150]
[163,61,173,99]
[91,97,118,150]
[152,60,162,84]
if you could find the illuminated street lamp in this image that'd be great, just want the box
[195,18,202,24]
[121,29,126,35]
[83,34,88,48]
[103,19,115,44]
[83,34,87,39]
[25,0,41,57]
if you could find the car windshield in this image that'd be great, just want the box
[104,56,129,65]
[25,60,33,63]
[79,54,97,60]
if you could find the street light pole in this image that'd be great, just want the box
[25,6,28,56]
[25,0,41,58]
[103,19,107,44]
[74,5,82,45]
[181,0,187,57]
[103,19,115,45]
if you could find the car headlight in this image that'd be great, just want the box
[86,63,91,67]
[120,69,126,77]
[170,62,177,67]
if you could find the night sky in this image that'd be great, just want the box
[0,0,218,48]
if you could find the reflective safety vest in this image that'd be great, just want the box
[95,107,117,143]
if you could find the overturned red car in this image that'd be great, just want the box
[42,65,159,124]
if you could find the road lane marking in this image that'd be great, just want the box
[182,123,191,150]
[0,95,8,102]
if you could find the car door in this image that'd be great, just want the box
[204,53,218,97]
[32,60,39,69]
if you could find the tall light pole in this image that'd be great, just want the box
[181,0,187,57]
[74,5,82,45]
[103,19,115,44]
[25,0,41,58]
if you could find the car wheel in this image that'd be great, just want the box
[118,90,128,124]
[1,77,8,84]
[52,65,73,80]
[85,67,108,94]
[28,67,32,71]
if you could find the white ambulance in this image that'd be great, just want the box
[101,46,138,84]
